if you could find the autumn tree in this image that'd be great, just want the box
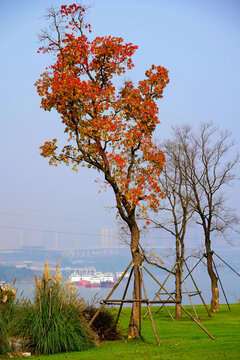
[36,4,169,338]
[149,139,194,318]
[171,123,239,312]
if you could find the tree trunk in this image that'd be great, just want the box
[175,263,182,319]
[205,231,219,312]
[175,236,183,319]
[206,250,219,312]
[127,223,143,339]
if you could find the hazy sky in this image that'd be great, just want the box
[0,0,240,250]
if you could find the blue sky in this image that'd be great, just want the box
[0,0,240,250]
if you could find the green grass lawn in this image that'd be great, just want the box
[13,304,240,360]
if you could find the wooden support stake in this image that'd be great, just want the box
[180,304,215,340]
[140,268,161,345]
[89,260,133,326]
[103,299,179,304]
[142,265,215,341]
[157,256,206,314]
[143,262,176,320]
[179,266,199,321]
[184,255,205,282]
[213,251,240,277]
[138,265,142,332]
[189,293,200,297]
[184,260,211,317]
[114,266,134,326]
[155,293,175,321]
[212,258,231,311]
[157,291,200,295]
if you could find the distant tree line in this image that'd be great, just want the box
[0,264,34,283]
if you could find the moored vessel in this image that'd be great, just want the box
[85,275,101,287]
[69,270,125,287]
[100,280,115,288]
[100,272,115,287]
[77,274,92,286]
[69,272,81,283]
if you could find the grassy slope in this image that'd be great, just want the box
[16,304,240,360]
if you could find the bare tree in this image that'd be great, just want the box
[150,139,194,318]
[172,122,239,312]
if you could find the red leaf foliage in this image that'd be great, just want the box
[36,4,169,222]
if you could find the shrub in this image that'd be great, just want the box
[84,296,122,341]
[16,260,96,355]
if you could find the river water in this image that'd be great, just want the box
[15,265,240,307]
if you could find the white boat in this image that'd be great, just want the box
[69,272,81,283]
[81,274,92,281]
[95,272,105,281]
[115,271,129,279]
[85,275,101,287]
[103,273,115,282]
[69,270,124,288]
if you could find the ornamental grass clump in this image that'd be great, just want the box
[0,282,17,322]
[0,283,17,354]
[0,315,10,355]
[16,260,96,355]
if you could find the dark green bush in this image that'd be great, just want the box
[84,297,122,341]
[15,261,96,355]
